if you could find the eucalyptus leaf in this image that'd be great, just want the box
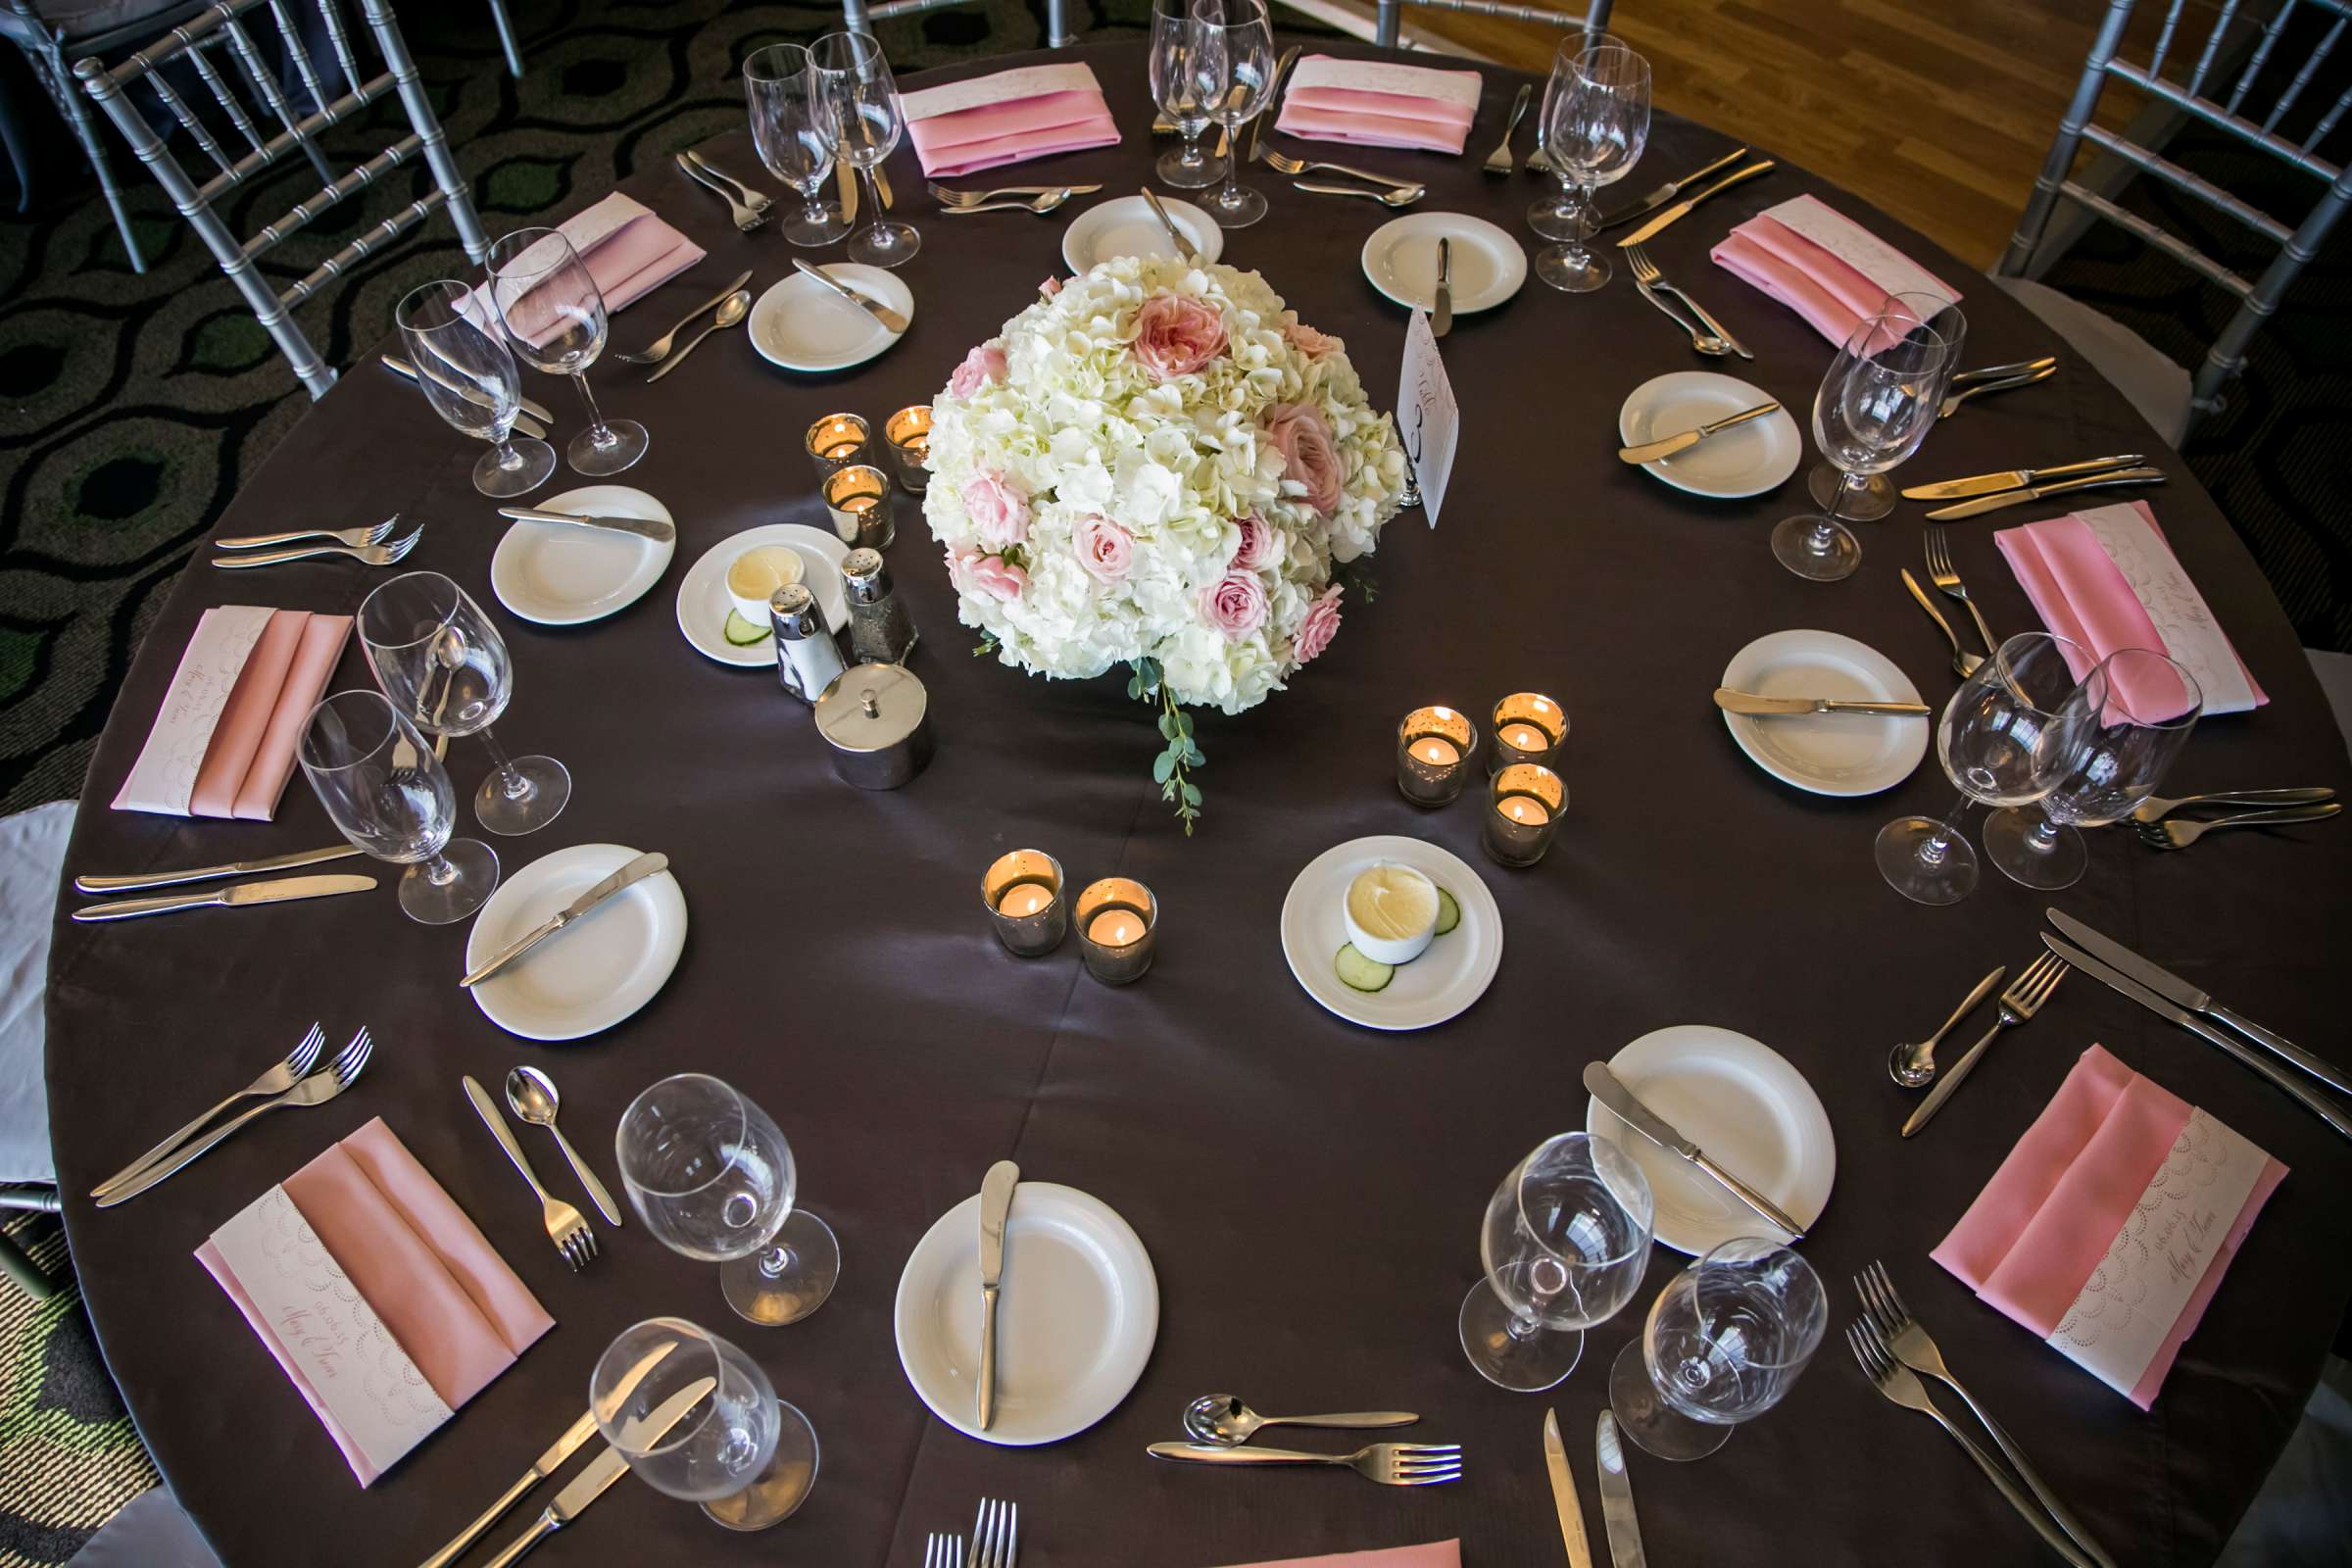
[1152,751,1176,784]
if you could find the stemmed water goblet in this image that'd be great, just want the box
[1459,1131,1654,1391]
[357,570,571,836]
[1607,1238,1826,1460]
[486,227,647,476]
[1986,647,2202,888]
[746,43,850,248]
[393,279,555,498]
[1186,0,1277,228]
[1804,290,1967,520]
[592,1317,819,1532]
[810,30,919,267]
[615,1073,841,1328]
[1149,0,1225,189]
[298,689,498,924]
[1876,631,2105,906]
[1773,295,1965,580]
[1533,39,1648,292]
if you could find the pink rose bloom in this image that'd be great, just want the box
[1295,585,1343,662]
[1286,319,1339,360]
[1075,514,1135,585]
[1265,402,1346,517]
[948,343,1006,399]
[960,470,1030,549]
[1132,294,1228,381]
[1040,276,1062,297]
[949,547,1027,602]
[1200,571,1268,640]
[1230,514,1280,572]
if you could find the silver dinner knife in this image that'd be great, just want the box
[1924,466,2167,519]
[1584,1061,1805,1238]
[1714,688,1931,717]
[1141,187,1193,258]
[1618,401,1780,465]
[791,259,908,334]
[1433,237,1452,340]
[381,354,555,432]
[1595,1412,1645,1568]
[495,506,676,543]
[976,1158,1019,1432]
[74,844,362,894]
[1614,160,1776,248]
[1900,454,2144,502]
[1597,146,1748,229]
[2048,910,2351,1096]
[73,872,377,922]
[476,1376,717,1568]
[462,852,669,988]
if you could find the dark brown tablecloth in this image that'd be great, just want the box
[45,38,2352,1568]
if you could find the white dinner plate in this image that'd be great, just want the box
[894,1182,1157,1446]
[465,843,687,1042]
[1361,213,1526,316]
[674,524,851,667]
[1059,195,1222,274]
[1720,629,1929,797]
[1617,371,1803,499]
[1279,835,1502,1031]
[749,264,913,373]
[1586,1024,1835,1255]
[489,484,675,626]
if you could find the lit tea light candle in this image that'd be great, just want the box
[1485,762,1566,868]
[982,850,1066,956]
[804,413,872,481]
[1489,692,1567,773]
[1498,795,1550,826]
[1411,736,1461,767]
[1075,876,1158,985]
[1396,705,1477,807]
[999,884,1054,918]
[1499,724,1547,752]
[1088,910,1146,946]
[821,464,897,550]
[883,405,934,494]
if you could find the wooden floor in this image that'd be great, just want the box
[1329,0,2171,269]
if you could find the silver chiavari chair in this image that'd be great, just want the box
[1997,0,2352,441]
[841,0,1076,48]
[71,0,487,399]
[1364,0,1610,49]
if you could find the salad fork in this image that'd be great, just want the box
[968,1497,1018,1567]
[215,514,400,551]
[2129,786,2335,823]
[463,1075,598,1270]
[1623,244,1750,359]
[1146,1441,1462,1486]
[91,1023,325,1199]
[2137,802,2341,849]
[1924,526,1997,656]
[1256,144,1423,192]
[212,524,422,570]
[97,1029,374,1206]
[924,1534,963,1568]
[1903,952,2068,1137]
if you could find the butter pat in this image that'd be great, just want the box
[726,545,806,622]
[1345,862,1438,965]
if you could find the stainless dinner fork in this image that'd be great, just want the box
[97,1028,374,1206]
[91,1023,326,1199]
[2130,786,2335,823]
[462,1074,598,1271]
[1146,1441,1462,1486]
[936,190,1079,216]
[212,524,422,570]
[1848,1323,2095,1568]
[1924,526,1997,657]
[2137,802,2342,850]
[1623,244,1751,359]
[925,1534,963,1568]
[676,150,770,231]
[930,181,1102,207]
[1903,952,2069,1138]
[967,1498,1018,1568]
[215,514,401,551]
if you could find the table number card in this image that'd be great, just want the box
[1397,310,1459,529]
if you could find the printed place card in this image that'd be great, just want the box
[2075,502,2261,713]
[899,63,1102,122]
[1398,310,1459,528]
[112,605,273,815]
[1763,194,1958,307]
[1289,56,1483,111]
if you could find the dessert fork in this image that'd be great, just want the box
[1146,1441,1462,1486]
[212,524,422,570]
[2137,802,2341,849]
[463,1074,598,1270]
[215,514,401,551]
[1924,526,1997,656]
[1903,952,2068,1137]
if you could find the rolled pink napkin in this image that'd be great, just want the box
[1276,56,1480,154]
[1710,194,1960,346]
[232,612,351,819]
[901,63,1122,176]
[197,1118,553,1485]
[114,607,352,820]
[1214,1544,1460,1568]
[1994,500,2267,716]
[1932,1045,2284,1408]
[472,192,705,342]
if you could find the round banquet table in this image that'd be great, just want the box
[45,36,2352,1568]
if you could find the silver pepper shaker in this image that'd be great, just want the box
[770,583,846,706]
[841,548,918,665]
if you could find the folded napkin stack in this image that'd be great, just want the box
[197,1118,554,1485]
[1273,55,1482,154]
[1933,1045,2284,1409]
[469,192,705,338]
[1996,500,2267,716]
[1215,1543,1460,1568]
[1710,194,1960,347]
[902,63,1120,177]
[113,606,350,820]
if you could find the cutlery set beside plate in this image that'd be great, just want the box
[1150,1396,1457,1489]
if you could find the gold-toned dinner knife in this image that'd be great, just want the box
[1618,401,1780,465]
[1615,161,1776,248]
[1585,1060,1805,1238]
[495,506,676,543]
[1433,236,1452,340]
[976,1158,1020,1432]
[74,844,363,895]
[475,1375,717,1568]
[1900,454,2144,502]
[462,852,669,988]
[792,259,909,334]
[1545,1407,1593,1568]
[1714,688,1930,717]
[1597,146,1749,230]
[1923,466,2166,520]
[836,156,858,225]
[73,872,377,922]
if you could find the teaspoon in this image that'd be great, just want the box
[1183,1394,1418,1446]
[1890,965,2006,1088]
[505,1065,624,1224]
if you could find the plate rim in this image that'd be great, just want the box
[1720,628,1930,798]
[489,483,677,627]
[1057,195,1224,274]
[749,263,912,372]
[1615,370,1804,500]
[674,523,853,667]
[463,841,687,1041]
[1279,834,1503,1031]
[1359,211,1528,315]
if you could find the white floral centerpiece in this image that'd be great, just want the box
[925,254,1407,830]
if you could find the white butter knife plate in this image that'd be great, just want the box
[673,523,851,667]
[1280,835,1502,1031]
[1361,213,1525,316]
[1617,371,1801,499]
[490,484,676,626]
[1719,629,1928,797]
[1059,194,1222,273]
[749,264,913,373]
[464,842,686,1041]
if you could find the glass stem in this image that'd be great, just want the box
[759,1245,794,1280]
[420,852,460,887]
[490,434,525,471]
[861,166,885,235]
[572,371,615,449]
[1919,792,1971,867]
[1221,123,1242,203]
[2030,810,2065,851]
[1505,1309,1541,1344]
[479,723,532,801]
[1178,122,1204,168]
[1815,471,1861,549]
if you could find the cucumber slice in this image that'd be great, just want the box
[1434,888,1461,936]
[1336,942,1396,994]
[723,608,770,646]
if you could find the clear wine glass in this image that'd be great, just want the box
[1987,647,2202,889]
[746,43,850,248]
[298,689,497,924]
[1459,1131,1654,1391]
[357,570,570,837]
[1773,296,1965,581]
[1535,39,1648,293]
[592,1317,819,1532]
[1150,0,1225,189]
[1186,0,1276,228]
[1805,290,1967,521]
[393,279,555,499]
[616,1073,841,1328]
[1607,1238,1825,1460]
[1877,631,2104,906]
[810,30,918,268]
[485,227,648,476]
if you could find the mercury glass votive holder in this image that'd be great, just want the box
[1396,706,1478,807]
[1485,763,1567,867]
[1489,692,1568,774]
[1074,877,1157,986]
[821,464,897,551]
[982,849,1066,957]
[883,406,933,494]
[804,413,871,482]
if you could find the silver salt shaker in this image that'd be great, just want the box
[770,583,846,706]
[841,548,918,665]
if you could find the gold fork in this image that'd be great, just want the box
[1924,525,1997,657]
[463,1075,599,1270]
[1903,952,2068,1137]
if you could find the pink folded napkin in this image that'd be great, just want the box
[1933,1045,2284,1408]
[1215,1544,1460,1568]
[1275,55,1481,154]
[113,607,351,820]
[1710,193,1960,347]
[1995,500,2267,716]
[901,63,1120,176]
[472,192,705,340]
[197,1118,554,1485]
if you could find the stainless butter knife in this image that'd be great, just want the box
[976,1158,1019,1432]
[1597,146,1749,229]
[1142,188,1194,258]
[1545,1407,1593,1568]
[462,852,668,989]
[791,259,907,333]
[837,156,858,226]
[1585,1061,1805,1238]
[1248,45,1300,165]
[1900,453,2144,502]
[1618,401,1780,465]
[496,506,676,543]
[1615,161,1776,248]
[75,844,362,894]
[1715,687,1930,717]
[74,871,377,922]
[477,1376,717,1568]
[1924,466,2166,519]
[381,354,554,431]
[1433,236,1452,340]
[1595,1412,1645,1568]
